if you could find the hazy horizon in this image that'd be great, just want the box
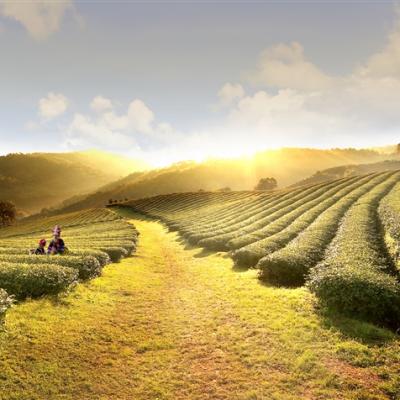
[1,1,400,166]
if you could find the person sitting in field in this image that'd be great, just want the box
[47,225,66,255]
[30,238,46,255]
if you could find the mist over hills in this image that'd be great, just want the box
[56,147,399,213]
[0,151,147,214]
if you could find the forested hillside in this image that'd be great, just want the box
[0,151,146,214]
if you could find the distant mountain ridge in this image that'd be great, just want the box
[56,147,399,213]
[0,151,147,214]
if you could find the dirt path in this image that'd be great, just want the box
[0,215,397,400]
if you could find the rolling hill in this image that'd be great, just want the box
[0,150,147,214]
[57,147,399,213]
[292,159,400,187]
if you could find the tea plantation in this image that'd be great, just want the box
[0,208,138,317]
[126,171,400,326]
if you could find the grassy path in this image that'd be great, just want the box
[0,212,399,399]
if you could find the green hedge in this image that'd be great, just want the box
[93,247,128,262]
[0,255,101,280]
[307,172,400,327]
[0,262,78,298]
[257,173,393,286]
[71,250,111,267]
[307,265,400,327]
[0,248,112,268]
[231,175,373,268]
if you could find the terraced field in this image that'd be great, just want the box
[0,208,138,318]
[126,171,400,326]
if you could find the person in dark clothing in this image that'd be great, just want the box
[47,225,66,255]
[31,239,46,255]
[47,237,65,255]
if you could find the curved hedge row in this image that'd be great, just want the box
[72,250,111,267]
[257,172,396,286]
[187,180,346,247]
[94,247,128,262]
[0,248,111,268]
[379,182,400,271]
[308,265,400,327]
[308,173,400,327]
[0,262,78,299]
[0,254,101,280]
[231,174,373,268]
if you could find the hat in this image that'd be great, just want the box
[52,225,61,236]
[39,239,46,246]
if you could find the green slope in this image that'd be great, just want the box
[58,147,398,212]
[0,151,147,214]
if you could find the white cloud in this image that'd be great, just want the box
[356,17,400,80]
[250,42,333,91]
[0,0,75,40]
[207,10,400,151]
[67,113,135,149]
[39,92,68,120]
[128,99,155,134]
[217,83,245,106]
[64,97,174,152]
[90,96,113,113]
[101,111,129,131]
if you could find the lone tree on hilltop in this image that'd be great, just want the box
[0,201,16,227]
[254,177,277,191]
[217,187,231,192]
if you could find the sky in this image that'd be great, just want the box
[0,0,399,166]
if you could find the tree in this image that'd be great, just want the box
[397,143,400,154]
[217,187,231,192]
[0,201,16,227]
[254,177,277,191]
[108,199,113,205]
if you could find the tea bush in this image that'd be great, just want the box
[0,262,78,298]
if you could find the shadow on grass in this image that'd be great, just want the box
[193,248,216,258]
[255,275,398,343]
[232,263,252,273]
[47,293,73,307]
[125,253,140,259]
[176,237,187,245]
[318,308,397,344]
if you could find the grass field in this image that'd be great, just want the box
[0,211,399,399]
[126,171,400,327]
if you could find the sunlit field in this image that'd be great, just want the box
[3,1,400,399]
[124,171,400,328]
[0,211,399,400]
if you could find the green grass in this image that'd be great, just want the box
[0,210,398,399]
